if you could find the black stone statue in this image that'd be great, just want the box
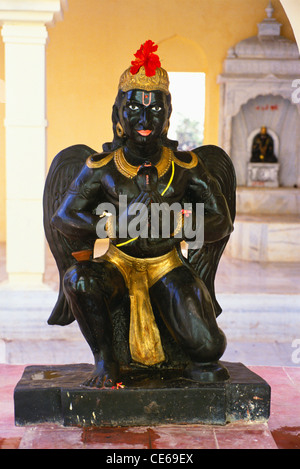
[43,41,236,388]
[250,126,278,163]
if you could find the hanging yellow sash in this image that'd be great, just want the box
[102,244,182,366]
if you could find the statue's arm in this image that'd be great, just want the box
[188,159,233,243]
[51,164,102,243]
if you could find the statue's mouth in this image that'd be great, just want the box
[137,129,152,136]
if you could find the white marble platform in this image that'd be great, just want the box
[236,187,300,215]
[227,214,300,262]
[226,187,300,262]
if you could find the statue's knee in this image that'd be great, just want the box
[207,329,227,360]
[190,328,227,363]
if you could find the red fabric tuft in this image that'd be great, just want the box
[130,40,161,77]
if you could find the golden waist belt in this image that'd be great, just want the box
[102,244,182,366]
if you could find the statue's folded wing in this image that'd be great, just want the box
[188,145,236,317]
[43,144,96,325]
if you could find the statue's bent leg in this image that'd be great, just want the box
[150,265,228,381]
[63,259,128,387]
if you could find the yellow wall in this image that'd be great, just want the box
[0,36,5,243]
[0,0,295,241]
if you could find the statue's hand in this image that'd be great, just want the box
[117,190,151,238]
[119,160,158,223]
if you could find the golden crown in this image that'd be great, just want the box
[118,66,169,94]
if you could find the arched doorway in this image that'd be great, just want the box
[231,94,300,186]
[157,35,208,146]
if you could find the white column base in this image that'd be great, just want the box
[0,273,50,291]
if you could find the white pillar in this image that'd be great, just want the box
[0,1,67,288]
[3,24,48,287]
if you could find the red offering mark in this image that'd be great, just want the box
[255,104,278,111]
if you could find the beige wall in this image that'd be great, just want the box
[0,0,295,242]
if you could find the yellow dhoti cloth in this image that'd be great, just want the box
[102,244,182,366]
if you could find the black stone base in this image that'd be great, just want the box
[14,362,270,427]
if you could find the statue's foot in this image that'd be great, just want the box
[83,360,119,388]
[184,361,229,383]
[83,371,114,388]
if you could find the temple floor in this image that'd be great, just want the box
[0,242,299,449]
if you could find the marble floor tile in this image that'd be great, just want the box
[18,425,85,450]
[148,425,217,449]
[214,423,277,449]
[82,427,150,449]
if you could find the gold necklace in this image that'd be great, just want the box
[113,146,172,179]
[86,146,199,175]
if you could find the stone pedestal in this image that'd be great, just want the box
[14,362,271,427]
[247,163,279,187]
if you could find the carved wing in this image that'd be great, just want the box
[43,144,96,325]
[187,145,236,317]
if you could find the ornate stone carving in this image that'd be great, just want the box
[218,2,300,187]
[247,163,279,187]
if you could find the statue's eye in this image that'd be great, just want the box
[152,105,162,112]
[128,104,140,111]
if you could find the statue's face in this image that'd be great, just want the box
[261,126,267,135]
[121,90,168,146]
